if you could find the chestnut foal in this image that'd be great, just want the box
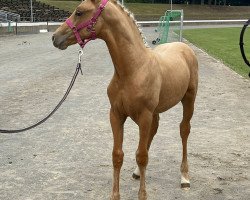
[52,0,198,199]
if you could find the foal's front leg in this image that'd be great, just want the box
[110,108,126,200]
[133,114,159,179]
[136,110,153,200]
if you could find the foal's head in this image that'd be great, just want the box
[52,0,107,50]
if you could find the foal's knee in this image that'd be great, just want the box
[112,150,124,168]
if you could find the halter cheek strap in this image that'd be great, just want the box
[66,0,108,48]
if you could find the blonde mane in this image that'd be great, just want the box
[115,1,150,48]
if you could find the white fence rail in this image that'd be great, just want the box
[0,19,248,27]
[140,19,248,25]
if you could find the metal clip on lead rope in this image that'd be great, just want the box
[77,49,84,75]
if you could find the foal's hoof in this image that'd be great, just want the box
[181,183,190,190]
[132,173,140,180]
[138,190,147,200]
[110,193,120,200]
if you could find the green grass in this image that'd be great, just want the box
[183,28,250,78]
[38,1,250,20]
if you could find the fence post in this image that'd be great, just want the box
[15,19,17,35]
[7,21,13,32]
[47,20,49,32]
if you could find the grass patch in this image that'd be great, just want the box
[38,1,250,20]
[183,28,250,78]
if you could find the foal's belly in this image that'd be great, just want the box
[154,59,190,113]
[155,88,187,113]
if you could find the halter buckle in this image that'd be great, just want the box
[87,24,93,32]
[72,26,77,32]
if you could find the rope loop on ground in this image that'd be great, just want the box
[0,51,83,134]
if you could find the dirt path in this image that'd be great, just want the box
[0,29,249,200]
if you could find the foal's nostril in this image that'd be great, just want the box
[52,35,55,42]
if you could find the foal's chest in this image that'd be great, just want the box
[108,74,159,119]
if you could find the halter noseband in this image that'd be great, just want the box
[66,0,108,48]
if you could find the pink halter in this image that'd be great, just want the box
[66,0,108,48]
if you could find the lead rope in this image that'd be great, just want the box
[0,49,84,134]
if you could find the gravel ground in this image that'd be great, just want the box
[0,28,249,200]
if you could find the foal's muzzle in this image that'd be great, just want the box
[52,32,69,50]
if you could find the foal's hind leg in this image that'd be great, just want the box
[133,114,159,179]
[180,90,196,190]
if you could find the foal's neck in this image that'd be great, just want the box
[99,2,150,77]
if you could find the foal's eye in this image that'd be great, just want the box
[75,10,83,16]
